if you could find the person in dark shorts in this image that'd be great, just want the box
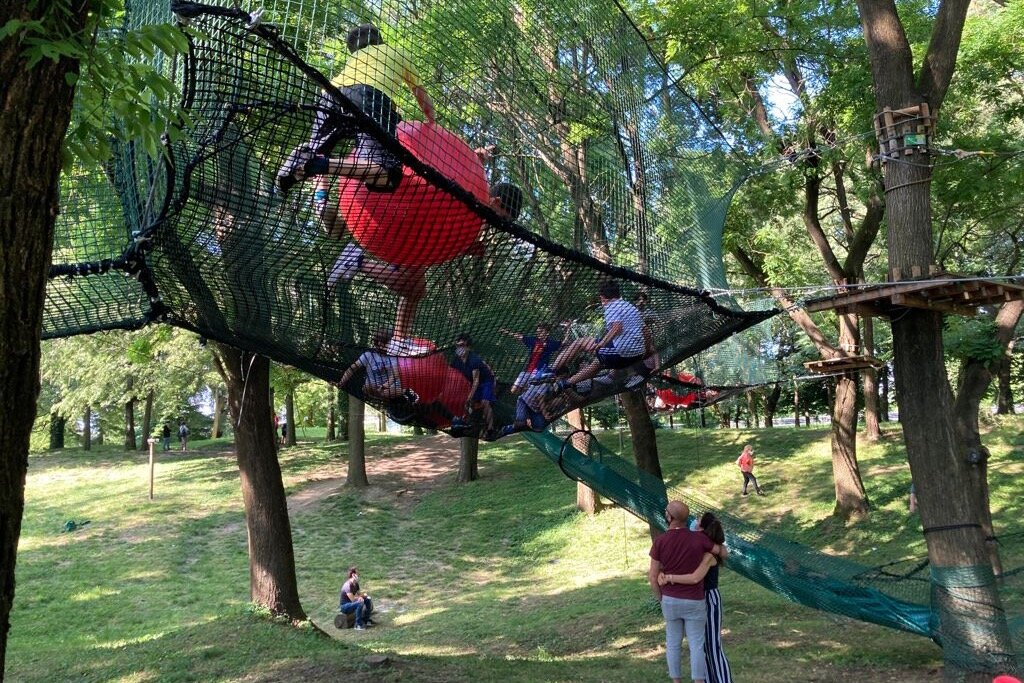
[276,23,435,196]
[450,333,497,436]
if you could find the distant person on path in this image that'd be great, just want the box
[280,421,288,445]
[161,423,172,451]
[649,500,728,683]
[338,566,374,630]
[736,444,764,496]
[659,512,734,683]
[178,421,190,451]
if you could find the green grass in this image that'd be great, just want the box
[8,418,1022,682]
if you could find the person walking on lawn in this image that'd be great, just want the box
[736,444,764,496]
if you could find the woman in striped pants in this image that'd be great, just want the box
[658,512,734,683]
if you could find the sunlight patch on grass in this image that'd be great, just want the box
[95,631,167,650]
[70,586,121,602]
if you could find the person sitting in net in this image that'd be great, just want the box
[275,23,435,197]
[538,279,649,397]
[500,322,561,395]
[327,182,524,353]
[492,382,557,439]
[337,328,419,405]
[449,333,497,437]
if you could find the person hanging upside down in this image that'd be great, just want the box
[542,279,650,397]
[337,328,419,405]
[275,23,435,197]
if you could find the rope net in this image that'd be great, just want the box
[45,0,773,436]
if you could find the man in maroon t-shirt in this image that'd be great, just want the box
[649,500,727,683]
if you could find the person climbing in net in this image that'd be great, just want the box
[449,333,498,438]
[500,322,562,395]
[275,22,435,197]
[336,328,420,406]
[534,279,651,404]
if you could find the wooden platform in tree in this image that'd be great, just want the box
[803,355,886,375]
[803,275,1024,318]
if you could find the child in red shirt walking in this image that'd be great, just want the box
[736,444,764,496]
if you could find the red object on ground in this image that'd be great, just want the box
[339,121,489,267]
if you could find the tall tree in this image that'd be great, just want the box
[854,0,1015,677]
[213,344,307,621]
[347,397,368,487]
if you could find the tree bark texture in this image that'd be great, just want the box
[457,437,479,483]
[856,1,1015,676]
[284,389,296,446]
[124,377,137,451]
[49,413,66,450]
[82,406,92,450]
[0,0,77,655]
[862,316,881,441]
[832,314,869,519]
[995,354,1014,415]
[211,390,224,439]
[764,385,781,428]
[213,344,306,620]
[347,398,367,486]
[567,409,603,515]
[326,383,336,442]
[337,389,349,442]
[620,390,664,539]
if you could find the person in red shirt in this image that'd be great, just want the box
[736,444,764,496]
[649,501,727,683]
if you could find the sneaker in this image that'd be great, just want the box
[276,145,328,195]
[742,491,749,497]
[328,243,364,289]
[757,490,766,496]
[529,371,556,386]
[403,388,420,404]
[354,624,365,631]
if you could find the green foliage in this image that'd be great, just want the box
[944,316,1005,364]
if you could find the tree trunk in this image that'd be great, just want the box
[862,316,881,441]
[567,409,603,515]
[347,398,368,486]
[49,413,66,450]
[326,383,336,442]
[338,389,349,442]
[880,367,891,421]
[139,390,154,451]
[620,391,664,540]
[995,353,1014,414]
[793,381,800,427]
[212,344,306,621]
[284,389,296,446]
[832,315,869,519]
[377,408,386,433]
[82,406,92,450]
[457,437,479,483]
[1,0,85,665]
[124,377,137,451]
[856,1,1015,673]
[764,385,781,427]
[212,390,224,438]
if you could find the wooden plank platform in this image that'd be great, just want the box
[803,276,1024,318]
[804,355,886,375]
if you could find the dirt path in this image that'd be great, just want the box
[286,435,463,515]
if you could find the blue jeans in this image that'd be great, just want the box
[662,595,708,681]
[339,597,372,626]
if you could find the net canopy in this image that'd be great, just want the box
[45,0,774,436]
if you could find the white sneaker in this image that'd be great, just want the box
[328,243,364,290]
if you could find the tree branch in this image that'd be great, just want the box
[918,0,972,106]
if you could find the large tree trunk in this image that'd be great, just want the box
[458,437,479,483]
[139,390,154,451]
[284,389,296,446]
[832,314,869,519]
[124,377,137,451]
[347,397,367,486]
[862,316,881,441]
[995,354,1014,415]
[0,2,78,661]
[82,406,92,450]
[213,344,306,621]
[620,390,663,539]
[951,300,1022,576]
[880,367,891,421]
[856,2,1014,676]
[49,413,66,450]
[567,408,603,515]
[337,389,349,442]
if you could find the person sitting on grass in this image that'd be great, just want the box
[337,329,419,405]
[338,566,374,630]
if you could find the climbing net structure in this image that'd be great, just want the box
[45,0,773,436]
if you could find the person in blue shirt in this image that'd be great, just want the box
[500,323,561,394]
[450,333,496,436]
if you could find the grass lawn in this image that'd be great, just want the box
[7,417,1022,682]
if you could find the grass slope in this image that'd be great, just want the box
[8,417,1023,682]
